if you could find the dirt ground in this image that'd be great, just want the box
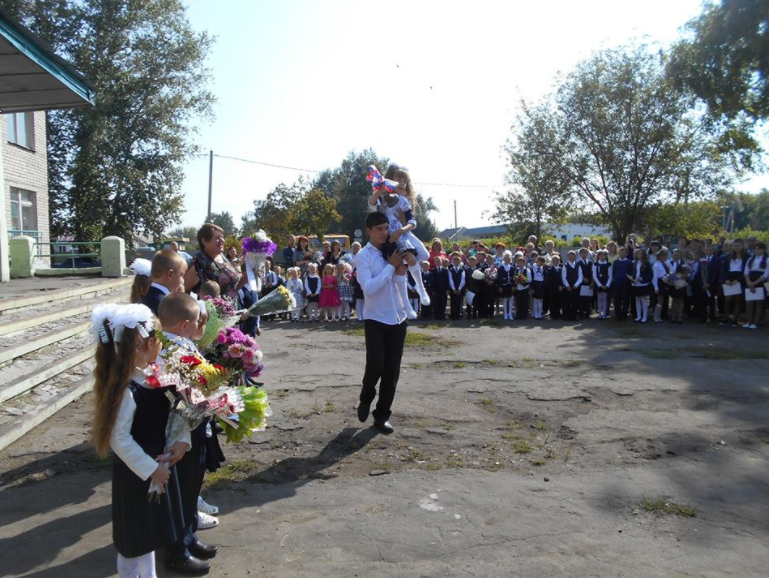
[1,317,769,577]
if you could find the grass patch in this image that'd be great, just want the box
[480,318,500,326]
[639,496,697,517]
[442,423,455,431]
[414,421,430,430]
[523,356,534,363]
[562,360,583,368]
[479,398,493,406]
[343,328,365,337]
[409,362,423,369]
[274,389,289,399]
[424,323,445,330]
[445,455,464,468]
[406,449,429,462]
[425,462,442,471]
[533,421,548,431]
[484,359,500,365]
[405,331,443,347]
[204,459,260,491]
[501,433,520,441]
[529,457,547,466]
[690,347,769,360]
[639,349,678,359]
[478,398,497,412]
[506,420,523,430]
[513,440,534,454]
[760,438,769,444]
[323,399,337,413]
[454,361,467,368]
[284,407,301,419]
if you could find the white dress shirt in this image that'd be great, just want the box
[354,243,405,325]
[561,261,583,288]
[110,368,191,481]
[150,282,170,295]
[448,266,465,291]
[652,260,671,291]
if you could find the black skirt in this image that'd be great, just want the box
[633,284,651,297]
[531,280,545,299]
[500,285,514,298]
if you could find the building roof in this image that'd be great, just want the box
[0,7,95,112]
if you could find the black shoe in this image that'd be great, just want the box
[357,401,370,423]
[374,420,394,434]
[189,540,218,560]
[165,556,211,575]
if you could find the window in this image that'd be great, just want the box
[9,187,36,232]
[6,112,34,150]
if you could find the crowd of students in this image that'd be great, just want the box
[276,234,768,328]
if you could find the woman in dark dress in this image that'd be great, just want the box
[183,223,242,300]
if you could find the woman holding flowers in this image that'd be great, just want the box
[184,223,242,300]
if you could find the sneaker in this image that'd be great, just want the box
[198,496,219,515]
[197,511,219,530]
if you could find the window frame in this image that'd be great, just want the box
[9,186,37,232]
[6,112,35,151]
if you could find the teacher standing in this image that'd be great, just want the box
[354,212,408,434]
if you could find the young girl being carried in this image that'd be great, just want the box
[367,164,431,320]
[336,262,354,321]
[91,303,190,578]
[319,263,341,322]
[285,267,305,322]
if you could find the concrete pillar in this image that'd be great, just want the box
[0,145,8,282]
[9,235,35,278]
[101,236,126,277]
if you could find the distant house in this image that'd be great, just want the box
[439,222,613,243]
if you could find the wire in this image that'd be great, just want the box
[209,153,500,189]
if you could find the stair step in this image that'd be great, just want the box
[0,346,94,405]
[0,303,93,337]
[0,277,132,315]
[0,320,90,366]
[0,374,93,452]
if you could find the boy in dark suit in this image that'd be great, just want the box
[142,249,187,315]
[544,253,563,320]
[432,256,449,320]
[448,253,466,320]
[420,261,434,320]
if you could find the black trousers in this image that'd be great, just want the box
[433,291,447,320]
[546,288,561,319]
[563,288,578,320]
[361,320,408,422]
[579,295,592,318]
[449,292,463,319]
[515,290,529,320]
[614,285,630,320]
[164,425,207,563]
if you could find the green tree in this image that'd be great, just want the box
[639,200,723,239]
[532,44,755,241]
[291,188,342,240]
[493,100,574,244]
[670,0,769,121]
[166,225,198,242]
[6,0,214,244]
[718,189,769,230]
[205,211,237,236]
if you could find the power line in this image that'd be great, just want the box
[208,153,500,189]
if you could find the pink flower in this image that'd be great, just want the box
[228,344,243,358]
[217,332,227,345]
[241,348,254,363]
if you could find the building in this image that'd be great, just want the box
[2,111,49,256]
[439,222,613,243]
[0,7,94,281]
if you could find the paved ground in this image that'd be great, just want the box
[0,275,108,301]
[1,317,769,577]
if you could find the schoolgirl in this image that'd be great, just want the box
[720,239,748,326]
[337,262,354,321]
[530,256,546,320]
[129,259,153,304]
[304,263,321,321]
[513,255,531,320]
[743,242,768,329]
[577,247,594,319]
[652,248,672,323]
[611,246,633,321]
[593,249,613,319]
[631,249,653,323]
[319,263,341,322]
[544,253,563,320]
[285,267,305,322]
[496,251,516,320]
[668,249,689,323]
[350,265,365,321]
[91,303,190,578]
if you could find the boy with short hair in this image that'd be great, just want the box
[448,253,466,320]
[561,250,583,321]
[143,249,188,315]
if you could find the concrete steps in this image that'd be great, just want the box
[0,277,132,451]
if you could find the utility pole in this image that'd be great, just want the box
[454,200,458,231]
[207,150,213,219]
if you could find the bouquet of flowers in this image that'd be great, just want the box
[197,296,240,350]
[246,285,296,317]
[471,269,486,281]
[514,271,529,286]
[485,268,498,282]
[673,264,692,289]
[211,326,265,384]
[242,230,277,292]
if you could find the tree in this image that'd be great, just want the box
[718,189,769,230]
[531,44,755,241]
[166,225,198,242]
[6,0,214,244]
[493,100,574,244]
[205,211,237,236]
[639,201,723,239]
[291,188,342,240]
[670,0,769,121]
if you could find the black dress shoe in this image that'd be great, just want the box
[165,555,210,575]
[357,401,370,423]
[189,540,218,560]
[374,420,394,434]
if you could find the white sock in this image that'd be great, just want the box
[409,264,431,305]
[118,552,157,578]
[642,297,649,321]
[356,299,365,320]
[398,275,417,318]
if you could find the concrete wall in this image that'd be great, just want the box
[1,111,50,263]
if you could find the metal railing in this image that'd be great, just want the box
[34,240,101,272]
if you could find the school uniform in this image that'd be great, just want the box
[611,257,633,320]
[652,260,672,321]
[473,263,490,318]
[448,265,466,320]
[142,283,170,315]
[513,265,531,320]
[420,269,435,320]
[703,252,723,320]
[544,263,563,319]
[577,258,594,319]
[561,261,583,320]
[482,268,498,318]
[112,372,189,562]
[530,264,545,299]
[237,286,260,336]
[351,269,365,321]
[463,264,476,319]
[496,264,515,297]
[432,266,450,320]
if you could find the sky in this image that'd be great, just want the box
[179,0,768,233]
